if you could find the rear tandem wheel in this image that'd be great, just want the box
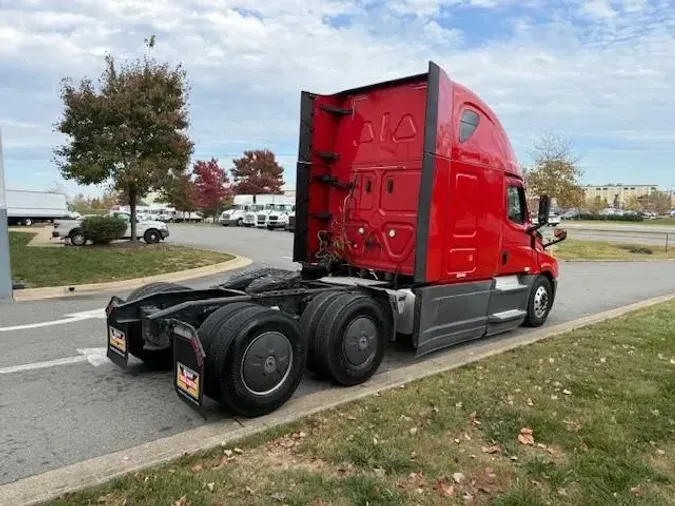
[198,303,307,417]
[313,292,390,386]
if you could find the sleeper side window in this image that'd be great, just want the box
[507,185,526,225]
[459,109,479,142]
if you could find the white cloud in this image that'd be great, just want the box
[0,0,674,195]
[581,0,618,19]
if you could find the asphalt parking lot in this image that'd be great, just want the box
[1,224,675,485]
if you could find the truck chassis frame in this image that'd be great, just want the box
[105,270,400,418]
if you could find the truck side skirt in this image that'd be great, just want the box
[412,274,536,357]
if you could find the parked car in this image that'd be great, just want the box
[52,212,170,246]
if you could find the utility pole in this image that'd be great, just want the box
[0,127,13,301]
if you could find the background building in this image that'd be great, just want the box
[581,184,658,207]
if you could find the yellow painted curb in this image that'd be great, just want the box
[12,255,252,302]
[2,292,673,506]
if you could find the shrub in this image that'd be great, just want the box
[618,245,653,255]
[577,213,644,222]
[81,215,127,245]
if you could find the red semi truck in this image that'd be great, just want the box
[105,61,567,418]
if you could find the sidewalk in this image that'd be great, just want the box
[10,226,61,248]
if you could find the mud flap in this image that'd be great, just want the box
[171,320,207,419]
[106,296,130,368]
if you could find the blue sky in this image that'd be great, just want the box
[1,0,674,199]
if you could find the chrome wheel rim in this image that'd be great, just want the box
[533,286,550,319]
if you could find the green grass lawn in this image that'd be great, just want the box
[44,300,675,506]
[9,231,235,288]
[552,239,675,261]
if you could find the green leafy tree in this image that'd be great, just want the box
[162,170,198,214]
[53,36,194,242]
[524,133,585,209]
[624,195,640,212]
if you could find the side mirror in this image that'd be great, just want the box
[543,227,567,249]
[538,195,551,225]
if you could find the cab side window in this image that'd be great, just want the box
[459,109,479,142]
[507,185,526,224]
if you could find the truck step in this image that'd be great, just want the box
[494,276,529,293]
[489,309,527,323]
[320,104,353,116]
[309,212,332,221]
[317,151,340,161]
[313,174,355,190]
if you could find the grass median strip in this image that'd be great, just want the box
[552,239,675,261]
[44,300,675,506]
[9,231,234,288]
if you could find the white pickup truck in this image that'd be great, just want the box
[52,212,170,246]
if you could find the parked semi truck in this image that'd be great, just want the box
[104,62,567,419]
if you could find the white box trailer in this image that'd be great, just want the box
[6,189,69,226]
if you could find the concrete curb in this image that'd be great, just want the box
[2,292,673,506]
[12,255,253,302]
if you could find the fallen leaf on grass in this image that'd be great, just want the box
[190,464,203,473]
[435,480,456,497]
[631,487,643,497]
[270,492,286,502]
[518,428,534,446]
[173,496,190,506]
[234,447,244,454]
[563,389,572,396]
[453,472,465,484]
[527,398,534,406]
[206,482,215,492]
[374,467,386,477]
[292,431,307,440]
[409,427,418,435]
[469,412,481,426]
[223,449,234,457]
[482,445,501,454]
[245,486,255,495]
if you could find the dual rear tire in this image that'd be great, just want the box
[301,291,389,386]
[196,290,391,417]
[198,303,307,418]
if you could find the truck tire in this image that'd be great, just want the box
[299,290,344,373]
[144,229,161,244]
[126,282,192,370]
[69,229,85,246]
[314,292,389,386]
[523,276,553,327]
[197,302,258,398]
[220,267,295,291]
[206,305,307,417]
[236,218,243,226]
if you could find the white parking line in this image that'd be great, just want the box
[0,309,105,332]
[0,347,109,375]
[0,356,87,374]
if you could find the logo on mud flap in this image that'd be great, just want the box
[176,362,200,401]
[108,327,126,356]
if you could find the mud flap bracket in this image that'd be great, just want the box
[171,319,207,420]
[106,296,129,369]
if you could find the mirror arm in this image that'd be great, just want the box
[526,222,546,234]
